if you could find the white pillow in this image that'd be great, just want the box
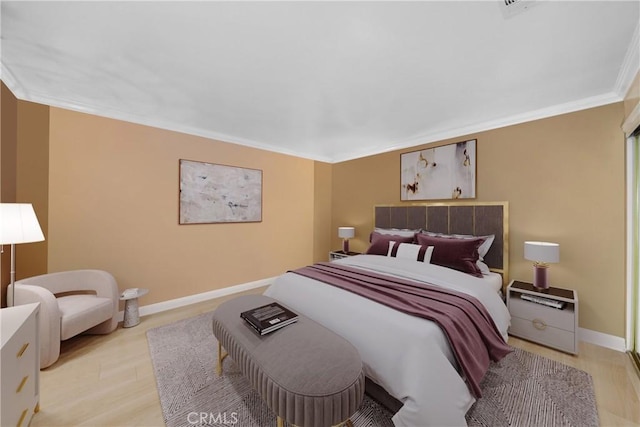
[387,241,434,263]
[477,260,491,275]
[374,228,418,238]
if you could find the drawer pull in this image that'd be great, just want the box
[16,342,29,358]
[16,375,29,393]
[17,408,28,427]
[532,318,547,330]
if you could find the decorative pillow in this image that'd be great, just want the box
[420,231,494,258]
[387,242,434,263]
[366,232,414,255]
[453,234,495,259]
[415,234,484,277]
[371,228,419,242]
[419,231,495,274]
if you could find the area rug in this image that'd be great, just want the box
[147,311,598,427]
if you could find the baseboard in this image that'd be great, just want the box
[579,327,626,352]
[117,280,628,353]
[117,277,276,322]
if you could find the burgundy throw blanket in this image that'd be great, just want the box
[290,262,512,398]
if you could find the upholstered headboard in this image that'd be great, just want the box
[374,201,509,286]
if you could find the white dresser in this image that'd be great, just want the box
[1,303,40,427]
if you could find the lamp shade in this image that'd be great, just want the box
[338,227,355,239]
[0,203,45,244]
[524,241,559,263]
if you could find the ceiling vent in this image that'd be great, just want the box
[500,0,538,19]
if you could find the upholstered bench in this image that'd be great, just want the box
[211,294,365,427]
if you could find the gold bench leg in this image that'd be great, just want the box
[217,341,228,376]
[277,416,285,427]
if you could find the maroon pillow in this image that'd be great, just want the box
[415,234,483,277]
[366,232,415,255]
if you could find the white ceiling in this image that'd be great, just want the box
[1,1,639,163]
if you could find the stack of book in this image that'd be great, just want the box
[240,302,299,335]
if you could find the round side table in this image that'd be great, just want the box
[120,288,149,328]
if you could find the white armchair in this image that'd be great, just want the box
[9,270,120,369]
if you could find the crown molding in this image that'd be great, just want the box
[614,21,640,98]
[2,81,334,163]
[1,63,24,97]
[1,63,625,165]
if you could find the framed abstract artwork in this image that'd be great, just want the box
[179,159,263,224]
[400,139,476,201]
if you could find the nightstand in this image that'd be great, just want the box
[329,250,361,262]
[506,280,579,354]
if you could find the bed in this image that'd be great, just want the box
[264,202,511,427]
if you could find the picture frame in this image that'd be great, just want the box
[400,139,476,201]
[179,159,263,224]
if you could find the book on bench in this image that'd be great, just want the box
[240,302,299,335]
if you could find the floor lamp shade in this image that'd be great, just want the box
[0,203,45,306]
[0,204,45,244]
[338,227,355,253]
[524,241,559,289]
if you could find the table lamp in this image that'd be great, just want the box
[0,203,45,306]
[524,241,560,289]
[338,227,355,253]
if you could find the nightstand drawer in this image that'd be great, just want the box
[510,317,577,354]
[509,297,574,332]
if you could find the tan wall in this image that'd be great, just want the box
[16,101,49,280]
[313,161,333,262]
[1,82,18,306]
[4,88,628,338]
[48,108,316,305]
[1,83,18,203]
[332,103,626,337]
[0,85,49,306]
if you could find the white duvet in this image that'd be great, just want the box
[264,255,511,427]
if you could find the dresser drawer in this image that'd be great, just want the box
[8,389,35,427]
[509,297,574,331]
[1,303,40,427]
[3,312,36,362]
[1,377,35,427]
[509,316,577,354]
[14,370,36,400]
[4,407,34,427]
[16,339,36,376]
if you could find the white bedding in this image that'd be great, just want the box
[264,255,511,427]
[481,271,503,293]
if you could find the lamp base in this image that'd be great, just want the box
[342,239,350,253]
[533,264,549,289]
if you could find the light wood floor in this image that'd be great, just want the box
[31,286,640,427]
